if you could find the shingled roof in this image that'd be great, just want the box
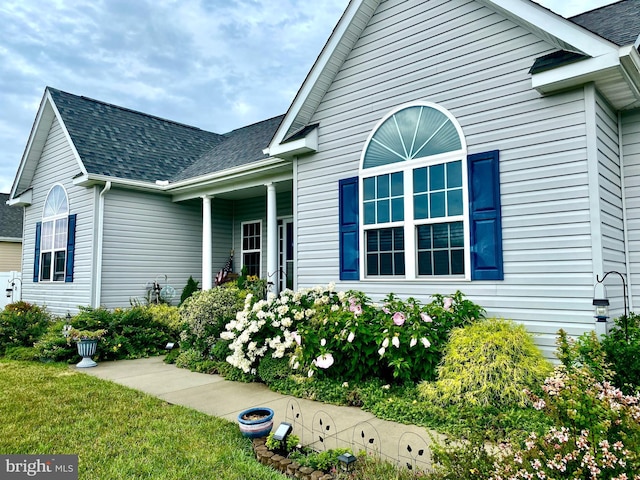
[0,193,23,239]
[569,0,640,46]
[174,115,284,181]
[48,88,227,183]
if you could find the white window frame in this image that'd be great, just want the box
[40,184,69,282]
[241,220,263,277]
[358,101,470,281]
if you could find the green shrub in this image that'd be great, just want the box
[556,328,613,383]
[178,284,244,360]
[257,355,292,384]
[418,318,552,408]
[33,320,77,363]
[602,312,640,393]
[34,306,174,363]
[0,301,51,353]
[494,365,640,479]
[290,447,352,472]
[426,433,498,480]
[3,346,39,361]
[175,348,204,369]
[180,275,200,305]
[145,304,182,338]
[224,285,484,384]
[296,290,484,384]
[74,306,173,360]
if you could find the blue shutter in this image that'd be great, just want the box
[34,222,41,282]
[468,150,503,280]
[339,177,359,280]
[65,214,77,283]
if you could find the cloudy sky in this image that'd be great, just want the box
[0,0,621,193]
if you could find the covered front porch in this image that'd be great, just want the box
[169,160,294,296]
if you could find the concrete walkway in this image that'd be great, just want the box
[79,357,438,471]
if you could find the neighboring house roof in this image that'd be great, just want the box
[569,0,640,46]
[0,193,23,239]
[48,88,227,183]
[174,114,284,181]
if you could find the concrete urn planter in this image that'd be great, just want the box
[76,339,98,368]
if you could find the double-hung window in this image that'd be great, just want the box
[360,102,469,280]
[241,220,262,277]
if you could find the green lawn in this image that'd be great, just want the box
[0,361,285,480]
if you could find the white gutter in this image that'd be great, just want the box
[73,157,291,194]
[619,112,633,311]
[93,181,111,307]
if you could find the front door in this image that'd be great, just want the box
[278,218,294,291]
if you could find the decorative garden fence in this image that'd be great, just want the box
[283,399,433,472]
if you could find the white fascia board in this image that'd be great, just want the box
[481,0,617,57]
[619,46,640,105]
[166,157,291,191]
[531,51,620,93]
[9,94,52,199]
[267,0,369,151]
[73,157,292,196]
[46,90,88,178]
[264,128,318,158]
[0,237,22,243]
[7,189,32,207]
[73,174,165,193]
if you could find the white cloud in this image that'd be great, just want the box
[0,0,622,193]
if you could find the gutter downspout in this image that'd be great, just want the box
[93,181,111,307]
[619,112,633,311]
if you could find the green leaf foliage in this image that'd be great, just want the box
[602,312,640,393]
[180,275,200,305]
[0,301,51,353]
[418,317,552,408]
[178,284,244,360]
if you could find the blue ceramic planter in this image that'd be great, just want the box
[237,407,274,438]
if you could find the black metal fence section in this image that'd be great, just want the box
[284,399,432,471]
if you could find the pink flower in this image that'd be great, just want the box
[347,331,355,343]
[421,337,431,348]
[410,337,417,348]
[314,353,334,369]
[392,312,406,326]
[382,307,390,314]
[443,297,453,311]
[392,336,400,348]
[291,331,302,346]
[420,312,432,323]
[350,304,363,316]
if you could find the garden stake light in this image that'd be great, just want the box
[337,452,356,472]
[594,271,629,341]
[273,422,292,452]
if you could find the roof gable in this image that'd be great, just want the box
[267,0,623,156]
[569,0,640,47]
[0,193,23,239]
[47,88,226,183]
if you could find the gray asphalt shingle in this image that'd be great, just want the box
[48,88,227,183]
[174,115,284,181]
[0,193,23,239]
[569,0,640,46]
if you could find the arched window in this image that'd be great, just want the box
[359,102,469,279]
[39,185,69,282]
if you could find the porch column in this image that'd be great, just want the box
[266,182,279,296]
[202,195,213,290]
